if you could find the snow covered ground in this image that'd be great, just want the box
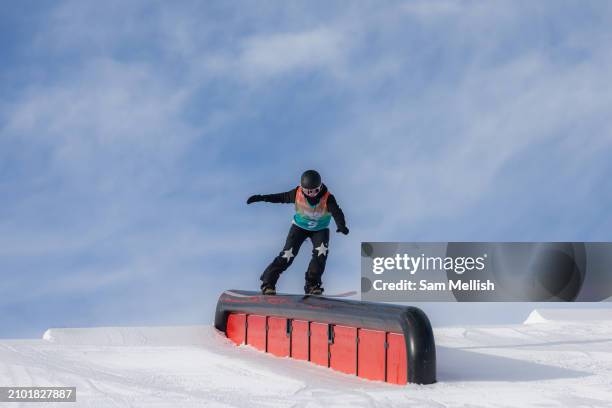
[1,310,612,407]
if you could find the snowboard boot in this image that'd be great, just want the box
[261,286,276,296]
[305,285,324,295]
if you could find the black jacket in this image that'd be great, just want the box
[258,184,347,230]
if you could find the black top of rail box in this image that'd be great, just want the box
[214,290,436,384]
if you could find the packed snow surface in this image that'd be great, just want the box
[524,308,612,324]
[1,310,612,407]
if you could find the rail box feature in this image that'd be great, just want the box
[246,314,267,352]
[309,322,329,367]
[357,329,386,381]
[290,320,309,361]
[215,290,436,385]
[267,316,290,357]
[226,313,246,346]
[329,325,357,375]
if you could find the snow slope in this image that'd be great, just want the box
[1,310,612,407]
[524,308,612,324]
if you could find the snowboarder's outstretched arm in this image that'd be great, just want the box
[247,188,297,205]
[327,194,349,235]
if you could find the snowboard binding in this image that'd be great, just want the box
[305,285,324,296]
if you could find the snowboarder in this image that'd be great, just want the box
[247,170,349,295]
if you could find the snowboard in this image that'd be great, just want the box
[304,290,357,298]
[225,290,357,298]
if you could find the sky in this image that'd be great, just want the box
[2,0,612,338]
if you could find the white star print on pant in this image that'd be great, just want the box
[281,248,295,262]
[315,242,328,257]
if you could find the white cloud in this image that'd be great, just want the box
[400,0,463,18]
[239,28,347,78]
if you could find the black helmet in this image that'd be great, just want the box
[300,170,321,190]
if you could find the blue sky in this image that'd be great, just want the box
[2,1,612,337]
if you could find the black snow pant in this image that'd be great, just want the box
[260,224,330,293]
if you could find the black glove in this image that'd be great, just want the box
[336,226,349,235]
[247,195,263,204]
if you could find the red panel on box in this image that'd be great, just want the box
[226,313,246,345]
[330,325,357,375]
[267,317,290,357]
[291,320,309,361]
[358,328,386,381]
[246,315,267,352]
[310,322,329,367]
[387,332,407,385]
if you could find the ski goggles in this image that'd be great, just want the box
[302,185,321,197]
